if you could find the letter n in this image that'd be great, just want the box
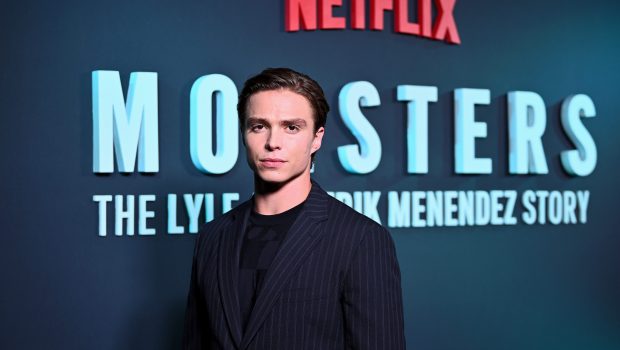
[285,0,317,31]
[92,71,159,173]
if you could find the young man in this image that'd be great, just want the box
[183,68,405,349]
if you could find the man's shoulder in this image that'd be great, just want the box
[322,189,387,234]
[319,190,396,261]
[196,198,251,239]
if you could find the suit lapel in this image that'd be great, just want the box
[240,182,330,349]
[217,200,251,348]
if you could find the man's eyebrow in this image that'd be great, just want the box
[281,118,308,127]
[245,117,269,126]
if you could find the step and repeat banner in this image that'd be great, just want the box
[2,0,619,349]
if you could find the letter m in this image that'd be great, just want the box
[92,71,159,173]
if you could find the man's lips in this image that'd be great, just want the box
[259,158,286,167]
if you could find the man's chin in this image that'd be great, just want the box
[256,173,288,185]
[254,169,309,189]
[253,173,288,193]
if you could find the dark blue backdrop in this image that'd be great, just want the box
[1,0,619,349]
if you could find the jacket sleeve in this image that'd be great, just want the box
[342,225,406,349]
[182,239,211,349]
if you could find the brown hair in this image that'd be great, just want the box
[237,67,329,132]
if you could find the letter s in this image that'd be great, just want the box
[561,94,597,176]
[337,81,382,174]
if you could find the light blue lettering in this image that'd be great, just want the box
[443,191,458,226]
[93,195,113,237]
[115,194,135,236]
[412,191,426,227]
[563,191,577,224]
[167,194,184,234]
[454,88,492,174]
[190,74,239,174]
[362,191,381,224]
[337,81,382,174]
[535,190,549,224]
[507,91,548,174]
[457,191,474,226]
[138,194,156,235]
[388,191,411,228]
[92,71,159,173]
[548,191,562,225]
[474,190,490,225]
[397,85,438,174]
[426,191,443,227]
[184,194,204,234]
[204,193,214,223]
[521,190,537,225]
[503,191,518,225]
[561,95,597,176]
[490,190,504,225]
[577,190,590,223]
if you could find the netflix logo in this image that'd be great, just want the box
[285,0,461,44]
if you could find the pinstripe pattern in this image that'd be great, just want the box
[183,181,406,349]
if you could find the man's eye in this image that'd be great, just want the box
[286,125,300,133]
[250,124,264,132]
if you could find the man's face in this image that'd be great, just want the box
[243,89,324,184]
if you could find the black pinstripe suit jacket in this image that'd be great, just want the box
[183,181,406,349]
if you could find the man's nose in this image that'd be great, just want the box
[265,129,282,150]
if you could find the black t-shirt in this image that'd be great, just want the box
[238,201,304,332]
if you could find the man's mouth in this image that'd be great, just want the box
[260,158,286,168]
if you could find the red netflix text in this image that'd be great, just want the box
[285,0,461,44]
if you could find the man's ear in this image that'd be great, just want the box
[311,127,325,153]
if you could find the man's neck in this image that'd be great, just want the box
[253,173,312,215]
